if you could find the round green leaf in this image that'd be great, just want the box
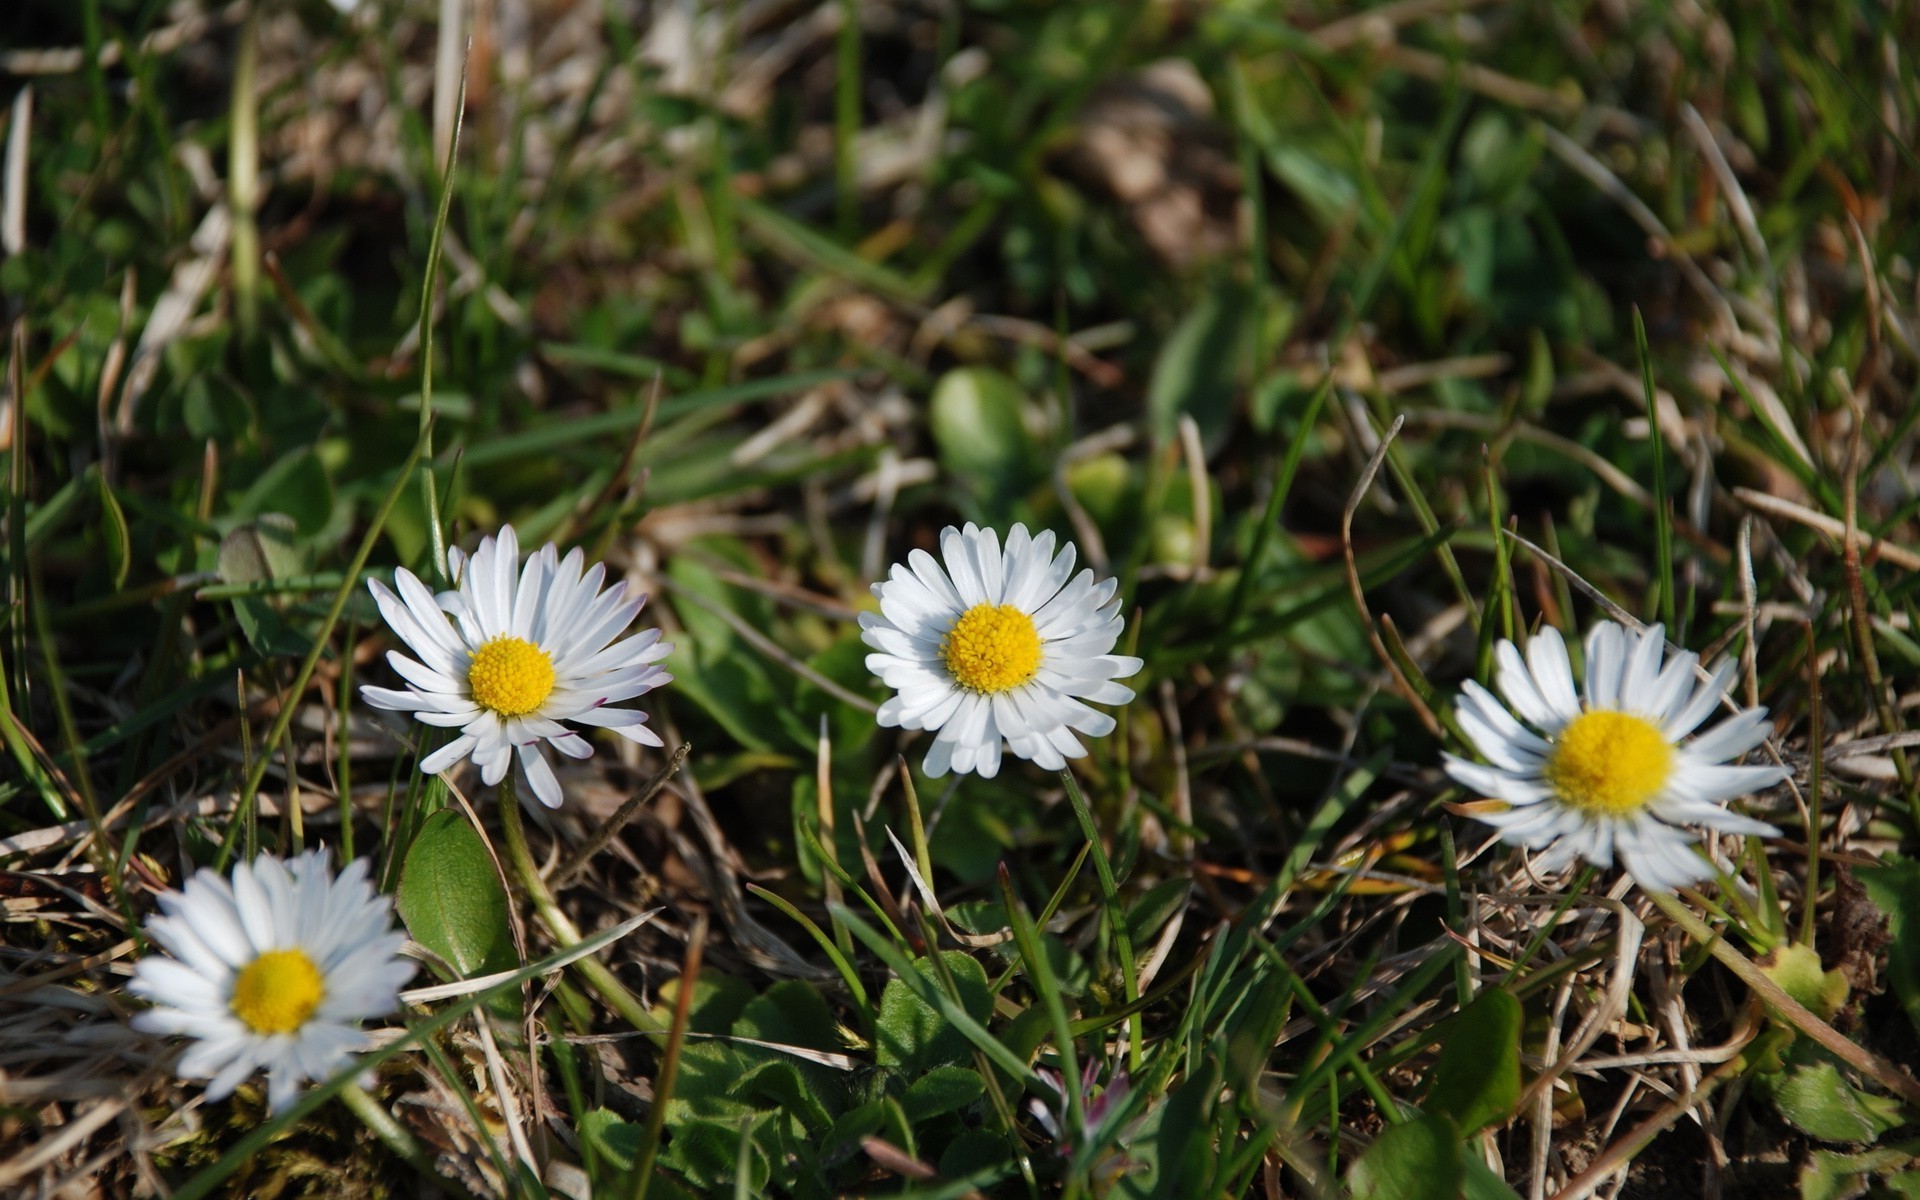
[929,367,1038,517]
[1425,989,1522,1134]
[396,810,516,979]
[1348,1113,1465,1200]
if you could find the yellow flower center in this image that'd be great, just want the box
[941,604,1043,694]
[1543,711,1674,816]
[230,948,325,1035]
[467,636,556,716]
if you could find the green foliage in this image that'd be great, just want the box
[1424,989,1522,1136]
[395,811,516,981]
[1858,860,1920,1039]
[8,0,1920,1196]
[1348,1114,1465,1200]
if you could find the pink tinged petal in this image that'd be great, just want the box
[518,743,564,808]
[413,707,484,728]
[546,730,596,759]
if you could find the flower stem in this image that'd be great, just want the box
[495,780,662,1034]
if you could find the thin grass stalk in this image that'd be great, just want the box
[1631,309,1676,632]
[998,865,1086,1179]
[1059,768,1142,1074]
[625,915,708,1200]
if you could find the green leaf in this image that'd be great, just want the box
[1126,878,1192,947]
[94,470,130,590]
[903,1065,985,1124]
[396,811,516,980]
[736,980,841,1051]
[1857,859,1920,1038]
[236,447,333,535]
[217,514,311,657]
[1347,1113,1466,1200]
[1425,989,1522,1135]
[1146,282,1255,448]
[929,366,1039,520]
[579,1108,642,1171]
[1769,1060,1905,1143]
[875,950,994,1074]
[1759,942,1850,1022]
[1222,973,1292,1094]
[1801,1147,1920,1200]
[1463,1150,1524,1200]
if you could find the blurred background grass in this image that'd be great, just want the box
[4,0,1920,1196]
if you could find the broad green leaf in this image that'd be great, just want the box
[929,366,1038,520]
[1801,1147,1920,1200]
[903,1065,985,1124]
[1146,282,1255,448]
[875,950,993,1074]
[1769,1060,1905,1143]
[1857,859,1920,1038]
[578,1108,642,1171]
[1759,942,1849,1022]
[1137,1053,1224,1200]
[396,810,516,980]
[1425,989,1522,1135]
[1348,1113,1465,1200]
[1464,1150,1524,1200]
[217,514,311,657]
[736,980,840,1051]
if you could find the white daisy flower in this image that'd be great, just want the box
[1444,620,1787,892]
[861,523,1143,778]
[362,525,673,809]
[127,850,414,1113]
